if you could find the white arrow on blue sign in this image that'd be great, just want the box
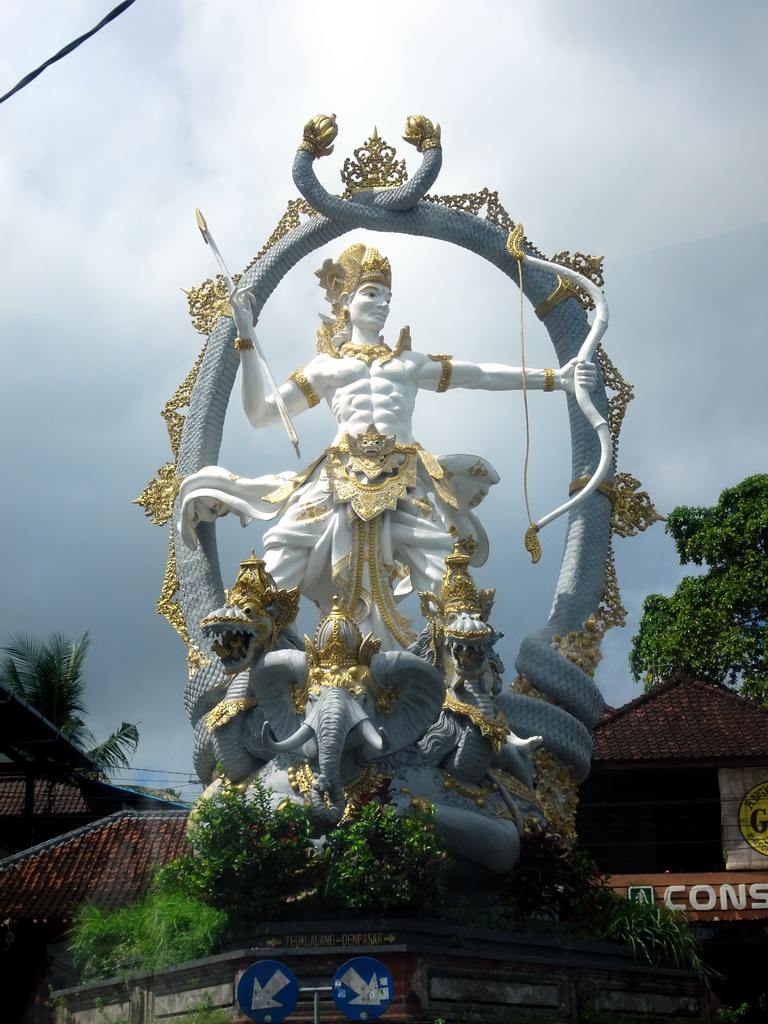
[332,957,394,1020]
[236,960,299,1023]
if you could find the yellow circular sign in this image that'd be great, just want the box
[739,782,768,855]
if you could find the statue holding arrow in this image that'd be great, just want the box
[178,241,597,649]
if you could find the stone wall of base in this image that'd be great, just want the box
[53,919,712,1023]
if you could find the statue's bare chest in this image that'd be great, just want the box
[327,356,418,397]
[325,356,420,432]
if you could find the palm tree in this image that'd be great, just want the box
[1,632,139,774]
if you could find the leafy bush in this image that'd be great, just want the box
[155,784,449,921]
[491,824,711,984]
[716,1004,750,1023]
[598,897,713,983]
[322,802,449,915]
[155,782,318,921]
[499,822,614,927]
[70,893,228,982]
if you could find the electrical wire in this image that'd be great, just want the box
[0,0,139,106]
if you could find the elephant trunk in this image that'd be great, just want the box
[310,776,346,825]
[309,688,357,825]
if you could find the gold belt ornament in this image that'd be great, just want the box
[262,437,458,517]
[324,448,419,521]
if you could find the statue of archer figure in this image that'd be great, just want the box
[179,242,596,649]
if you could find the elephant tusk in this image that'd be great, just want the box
[260,720,314,753]
[360,718,390,754]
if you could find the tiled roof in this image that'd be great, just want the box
[0,810,190,921]
[592,675,768,763]
[0,775,92,816]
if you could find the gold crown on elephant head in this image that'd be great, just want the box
[438,543,495,622]
[306,597,381,670]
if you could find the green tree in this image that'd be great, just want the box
[1,632,139,772]
[630,475,768,702]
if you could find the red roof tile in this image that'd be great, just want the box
[0,775,92,816]
[0,810,190,921]
[592,675,768,764]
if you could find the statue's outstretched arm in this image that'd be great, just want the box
[418,355,597,394]
[238,349,294,427]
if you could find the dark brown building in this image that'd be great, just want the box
[0,684,189,1024]
[577,675,768,1019]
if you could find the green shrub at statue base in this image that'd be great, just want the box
[69,783,710,986]
[69,894,229,983]
[71,783,449,981]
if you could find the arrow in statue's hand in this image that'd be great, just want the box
[195,208,301,459]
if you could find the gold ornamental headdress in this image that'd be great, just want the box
[306,597,380,670]
[340,126,408,194]
[439,544,494,620]
[419,541,496,645]
[315,244,392,352]
[356,246,391,288]
[226,551,278,612]
[315,244,391,312]
[201,551,299,635]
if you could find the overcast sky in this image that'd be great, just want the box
[1,0,766,801]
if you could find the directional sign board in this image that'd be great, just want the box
[332,957,394,1020]
[236,960,299,1023]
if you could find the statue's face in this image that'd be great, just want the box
[347,282,391,331]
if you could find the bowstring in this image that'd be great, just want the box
[517,257,534,531]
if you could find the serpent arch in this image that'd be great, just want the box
[174,117,610,803]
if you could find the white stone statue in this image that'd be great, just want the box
[179,244,596,650]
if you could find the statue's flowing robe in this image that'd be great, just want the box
[179,446,499,650]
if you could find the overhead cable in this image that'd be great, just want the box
[0,0,139,106]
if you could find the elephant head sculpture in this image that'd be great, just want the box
[252,599,446,824]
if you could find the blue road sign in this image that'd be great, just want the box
[236,960,299,1023]
[332,957,394,1020]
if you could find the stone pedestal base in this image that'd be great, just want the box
[53,919,712,1023]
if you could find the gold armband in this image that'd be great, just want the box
[543,367,555,392]
[234,337,254,353]
[288,367,321,409]
[428,353,453,393]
